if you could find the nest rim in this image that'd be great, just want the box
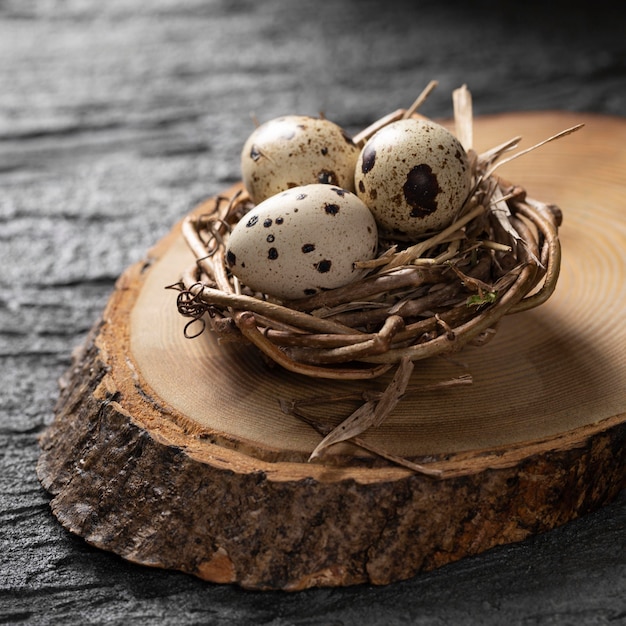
[172,177,561,380]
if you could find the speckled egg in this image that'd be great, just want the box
[241,115,360,205]
[225,184,378,300]
[354,118,472,238]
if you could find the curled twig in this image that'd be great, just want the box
[166,282,215,338]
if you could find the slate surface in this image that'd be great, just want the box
[1,1,625,624]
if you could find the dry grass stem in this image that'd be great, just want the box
[453,84,474,150]
[282,401,444,476]
[308,357,414,459]
[403,79,439,119]
[484,124,585,179]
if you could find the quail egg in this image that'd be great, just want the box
[241,115,360,205]
[354,118,472,238]
[225,184,378,300]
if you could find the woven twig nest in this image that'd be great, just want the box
[173,85,576,383]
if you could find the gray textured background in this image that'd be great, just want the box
[1,1,625,624]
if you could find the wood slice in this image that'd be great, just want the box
[37,112,626,591]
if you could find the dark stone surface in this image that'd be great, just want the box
[1,1,624,623]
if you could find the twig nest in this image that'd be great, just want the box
[355,118,472,237]
[173,84,579,382]
[225,184,378,300]
[241,115,360,204]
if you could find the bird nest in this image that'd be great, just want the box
[171,85,579,383]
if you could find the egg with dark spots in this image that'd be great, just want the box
[354,118,472,237]
[241,115,360,204]
[225,184,378,300]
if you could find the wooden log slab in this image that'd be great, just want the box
[37,111,626,591]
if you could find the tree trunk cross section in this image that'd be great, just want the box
[37,112,626,590]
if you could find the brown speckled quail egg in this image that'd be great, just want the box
[355,118,472,238]
[241,115,360,205]
[225,184,378,300]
